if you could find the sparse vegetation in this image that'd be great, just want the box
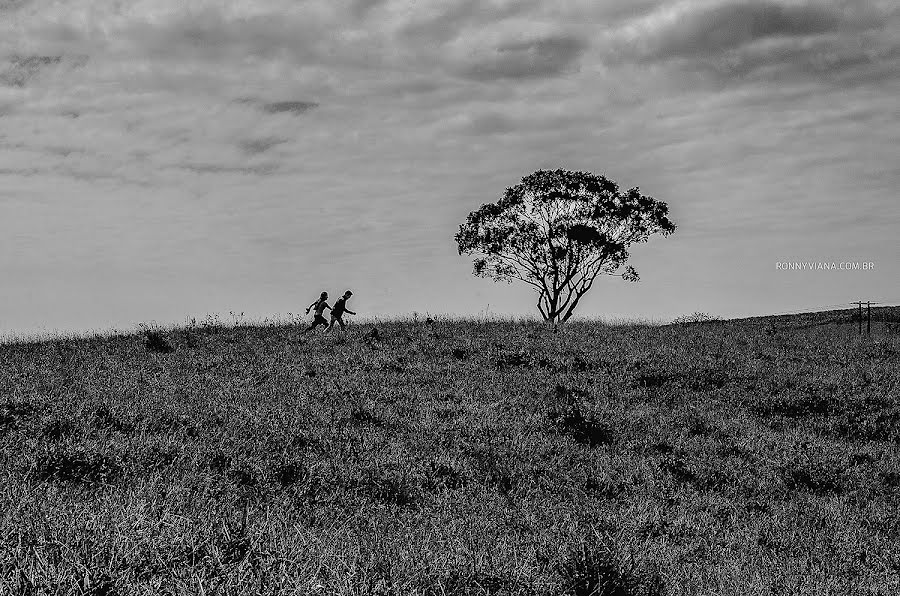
[1,311,899,594]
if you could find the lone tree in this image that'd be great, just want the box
[455,168,676,323]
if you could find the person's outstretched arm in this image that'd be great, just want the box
[346,309,356,315]
[305,301,317,314]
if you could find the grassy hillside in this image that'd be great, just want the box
[1,314,899,595]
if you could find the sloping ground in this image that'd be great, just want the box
[733,305,900,330]
[1,317,899,595]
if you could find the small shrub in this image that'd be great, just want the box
[273,461,308,487]
[557,545,639,596]
[672,312,719,325]
[144,330,174,354]
[547,386,613,447]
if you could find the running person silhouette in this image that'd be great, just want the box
[302,291,331,334]
[327,290,356,331]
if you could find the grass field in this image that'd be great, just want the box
[2,310,900,595]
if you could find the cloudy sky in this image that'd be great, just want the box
[1,0,898,335]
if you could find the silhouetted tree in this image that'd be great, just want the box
[455,169,676,323]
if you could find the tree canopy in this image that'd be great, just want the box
[455,168,676,323]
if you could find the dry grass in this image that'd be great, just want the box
[1,313,899,595]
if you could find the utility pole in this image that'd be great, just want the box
[851,301,879,335]
[867,301,871,335]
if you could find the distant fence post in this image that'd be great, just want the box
[856,301,862,335]
[867,301,871,335]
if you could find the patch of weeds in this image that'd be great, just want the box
[435,572,518,595]
[557,541,664,596]
[358,467,419,506]
[465,446,516,496]
[672,312,719,325]
[92,405,135,433]
[228,468,258,489]
[434,406,455,420]
[780,456,844,495]
[219,535,251,565]
[686,368,728,391]
[289,432,322,453]
[138,445,180,471]
[205,451,232,472]
[744,499,769,514]
[425,460,467,490]
[80,571,118,596]
[34,449,124,485]
[717,442,749,459]
[683,412,720,438]
[570,355,591,372]
[273,460,308,488]
[0,401,36,433]
[631,371,677,389]
[547,386,613,447]
[383,359,406,373]
[169,544,214,569]
[880,470,900,489]
[41,418,77,441]
[643,441,674,455]
[752,384,840,418]
[658,452,699,487]
[828,408,900,443]
[583,476,626,500]
[347,407,385,428]
[145,413,199,437]
[495,350,530,369]
[451,347,468,360]
[144,329,175,354]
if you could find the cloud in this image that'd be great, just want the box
[261,101,319,115]
[608,1,900,84]
[175,163,279,176]
[1,55,62,87]
[0,0,29,11]
[459,34,588,81]
[239,137,288,155]
[640,2,844,60]
[400,0,541,44]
